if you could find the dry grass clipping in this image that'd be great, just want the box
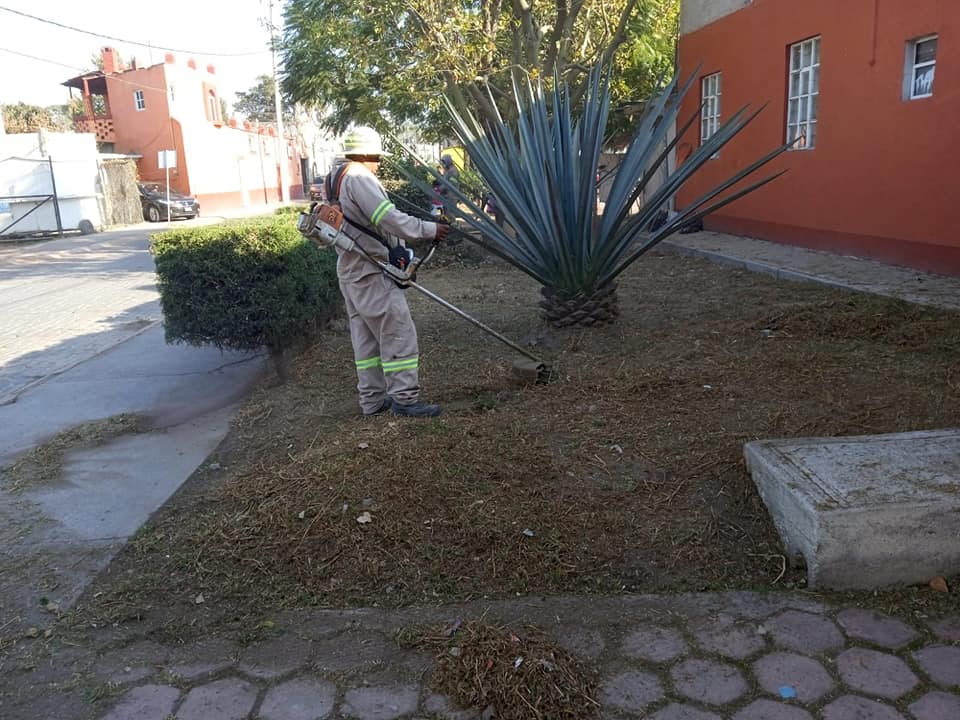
[2,414,143,492]
[78,254,960,623]
[398,621,599,719]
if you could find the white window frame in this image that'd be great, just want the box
[700,72,722,147]
[134,89,146,111]
[786,36,820,150]
[905,34,937,100]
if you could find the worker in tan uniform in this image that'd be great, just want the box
[327,128,449,417]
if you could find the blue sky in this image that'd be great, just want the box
[0,0,280,107]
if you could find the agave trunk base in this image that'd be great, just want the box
[539,284,620,328]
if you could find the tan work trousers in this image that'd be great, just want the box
[340,272,420,414]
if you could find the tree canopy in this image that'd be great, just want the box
[280,0,679,136]
[1,103,74,134]
[233,75,294,124]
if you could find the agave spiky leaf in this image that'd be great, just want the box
[397,61,792,326]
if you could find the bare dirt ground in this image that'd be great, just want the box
[53,248,960,640]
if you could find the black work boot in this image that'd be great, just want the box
[391,401,441,418]
[363,397,393,416]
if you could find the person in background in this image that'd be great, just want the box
[439,154,460,188]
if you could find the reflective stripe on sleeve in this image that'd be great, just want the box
[370,200,394,225]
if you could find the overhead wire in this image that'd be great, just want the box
[0,46,183,94]
[0,5,269,57]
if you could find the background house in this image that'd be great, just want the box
[676,0,958,276]
[64,47,304,213]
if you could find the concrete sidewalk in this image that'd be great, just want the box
[662,231,960,311]
[0,224,266,635]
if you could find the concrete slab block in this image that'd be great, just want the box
[744,430,960,589]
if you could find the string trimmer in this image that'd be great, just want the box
[297,205,554,384]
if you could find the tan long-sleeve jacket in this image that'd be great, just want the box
[334,162,438,282]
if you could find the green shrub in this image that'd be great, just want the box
[381,177,431,215]
[379,153,432,214]
[275,204,311,215]
[458,165,486,205]
[152,216,340,380]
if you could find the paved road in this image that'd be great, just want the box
[0,227,162,405]
[0,222,266,631]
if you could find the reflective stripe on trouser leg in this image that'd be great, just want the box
[376,275,420,406]
[382,357,418,373]
[342,273,420,406]
[340,275,387,414]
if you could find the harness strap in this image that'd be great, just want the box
[325,162,392,250]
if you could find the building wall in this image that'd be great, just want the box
[676,0,960,275]
[106,64,191,194]
[680,0,753,34]
[102,53,302,211]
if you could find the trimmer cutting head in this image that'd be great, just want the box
[511,359,557,384]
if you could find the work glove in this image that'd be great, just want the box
[435,222,451,245]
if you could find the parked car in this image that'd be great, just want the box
[138,183,200,222]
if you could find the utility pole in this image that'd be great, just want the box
[267,0,290,204]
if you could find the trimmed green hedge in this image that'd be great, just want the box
[275,204,310,215]
[152,216,340,379]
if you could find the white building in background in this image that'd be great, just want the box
[0,130,103,237]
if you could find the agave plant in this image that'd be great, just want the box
[401,63,791,327]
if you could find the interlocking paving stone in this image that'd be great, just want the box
[752,651,835,702]
[258,677,336,720]
[766,610,845,655]
[690,614,767,660]
[99,684,179,720]
[94,640,170,684]
[176,677,258,720]
[670,658,749,706]
[929,615,960,642]
[821,695,906,720]
[836,608,918,649]
[913,645,960,687]
[649,703,722,720]
[166,638,238,680]
[690,613,766,660]
[837,648,919,699]
[423,693,481,720]
[341,684,420,720]
[732,699,814,720]
[598,670,665,712]
[556,628,606,660]
[237,635,314,679]
[311,631,401,672]
[621,624,689,663]
[908,690,960,720]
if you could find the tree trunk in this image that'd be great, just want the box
[539,284,620,327]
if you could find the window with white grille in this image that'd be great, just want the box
[134,89,146,111]
[787,37,820,150]
[905,35,937,99]
[701,72,722,145]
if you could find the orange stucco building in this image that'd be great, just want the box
[676,0,959,276]
[65,47,304,213]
